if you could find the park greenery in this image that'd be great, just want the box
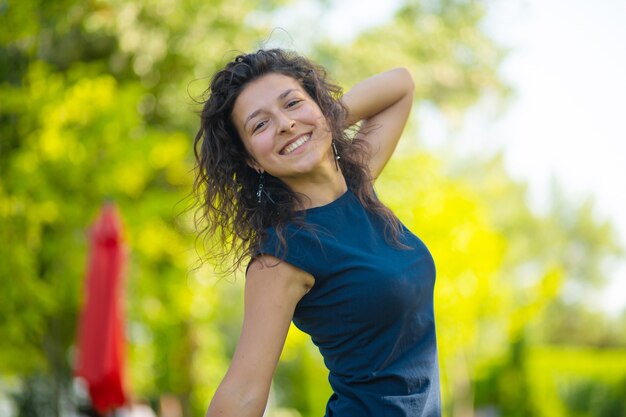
[1,0,625,416]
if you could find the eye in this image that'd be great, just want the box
[252,120,267,133]
[286,99,302,108]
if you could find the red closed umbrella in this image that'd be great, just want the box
[76,202,128,413]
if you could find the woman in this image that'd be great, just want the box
[194,49,440,416]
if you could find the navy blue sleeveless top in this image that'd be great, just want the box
[259,190,441,417]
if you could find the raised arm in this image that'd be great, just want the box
[341,68,415,179]
[206,257,314,417]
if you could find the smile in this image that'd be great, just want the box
[281,134,312,155]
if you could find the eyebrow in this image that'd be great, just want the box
[243,88,297,130]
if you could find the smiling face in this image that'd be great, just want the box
[232,73,334,182]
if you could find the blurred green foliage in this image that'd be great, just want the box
[1,1,624,417]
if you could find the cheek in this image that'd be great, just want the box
[313,113,332,136]
[247,133,275,158]
[301,106,329,130]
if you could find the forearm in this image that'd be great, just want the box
[206,380,268,417]
[341,67,415,127]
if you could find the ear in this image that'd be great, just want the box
[246,157,263,174]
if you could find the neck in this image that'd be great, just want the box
[282,166,347,210]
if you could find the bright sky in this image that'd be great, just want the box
[463,0,626,315]
[273,0,626,315]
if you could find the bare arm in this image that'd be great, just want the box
[341,67,415,179]
[206,256,314,417]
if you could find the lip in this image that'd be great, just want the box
[279,133,312,155]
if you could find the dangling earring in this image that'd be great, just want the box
[256,172,276,205]
[256,172,265,204]
[332,140,341,171]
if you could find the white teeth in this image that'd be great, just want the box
[283,134,311,154]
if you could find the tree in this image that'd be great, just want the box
[0,0,280,415]
[1,1,621,416]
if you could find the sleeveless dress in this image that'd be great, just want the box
[259,189,441,417]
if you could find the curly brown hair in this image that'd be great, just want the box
[193,49,403,273]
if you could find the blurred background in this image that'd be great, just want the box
[1,0,625,416]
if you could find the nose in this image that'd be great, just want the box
[277,111,295,134]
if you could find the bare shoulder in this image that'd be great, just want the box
[246,255,315,298]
